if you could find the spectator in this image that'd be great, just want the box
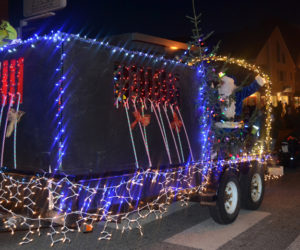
[277,101,283,117]
[271,105,282,152]
[284,104,294,129]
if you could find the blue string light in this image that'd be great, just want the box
[0,31,189,67]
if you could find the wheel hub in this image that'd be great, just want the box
[224,181,238,214]
[251,173,262,202]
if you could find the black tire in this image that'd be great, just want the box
[241,163,265,210]
[209,172,241,224]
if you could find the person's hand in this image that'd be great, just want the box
[255,75,266,86]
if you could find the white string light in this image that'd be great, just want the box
[0,32,278,247]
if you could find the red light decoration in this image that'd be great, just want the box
[113,64,180,108]
[171,112,183,132]
[130,110,151,130]
[9,59,16,98]
[1,60,8,99]
[17,58,24,103]
[0,57,24,104]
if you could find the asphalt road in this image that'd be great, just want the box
[0,166,299,250]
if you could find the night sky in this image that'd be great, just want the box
[9,0,300,40]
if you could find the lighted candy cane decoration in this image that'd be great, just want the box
[0,60,9,166]
[13,58,24,169]
[170,104,185,162]
[175,106,194,162]
[13,93,21,169]
[157,104,172,162]
[0,95,6,131]
[132,98,152,167]
[0,64,4,161]
[124,100,139,168]
[163,103,181,163]
[141,98,152,166]
[150,100,172,164]
[1,94,14,167]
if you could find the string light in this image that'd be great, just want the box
[0,31,187,68]
[0,155,270,245]
[113,64,180,107]
[189,55,273,155]
[0,32,278,247]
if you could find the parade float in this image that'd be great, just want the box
[0,13,277,245]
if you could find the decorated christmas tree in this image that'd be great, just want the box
[185,0,271,160]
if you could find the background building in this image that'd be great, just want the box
[217,21,300,108]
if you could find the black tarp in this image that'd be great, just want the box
[0,37,201,175]
[0,41,60,171]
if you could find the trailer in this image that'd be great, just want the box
[0,32,272,244]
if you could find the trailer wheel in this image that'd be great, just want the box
[209,173,241,224]
[241,164,265,210]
